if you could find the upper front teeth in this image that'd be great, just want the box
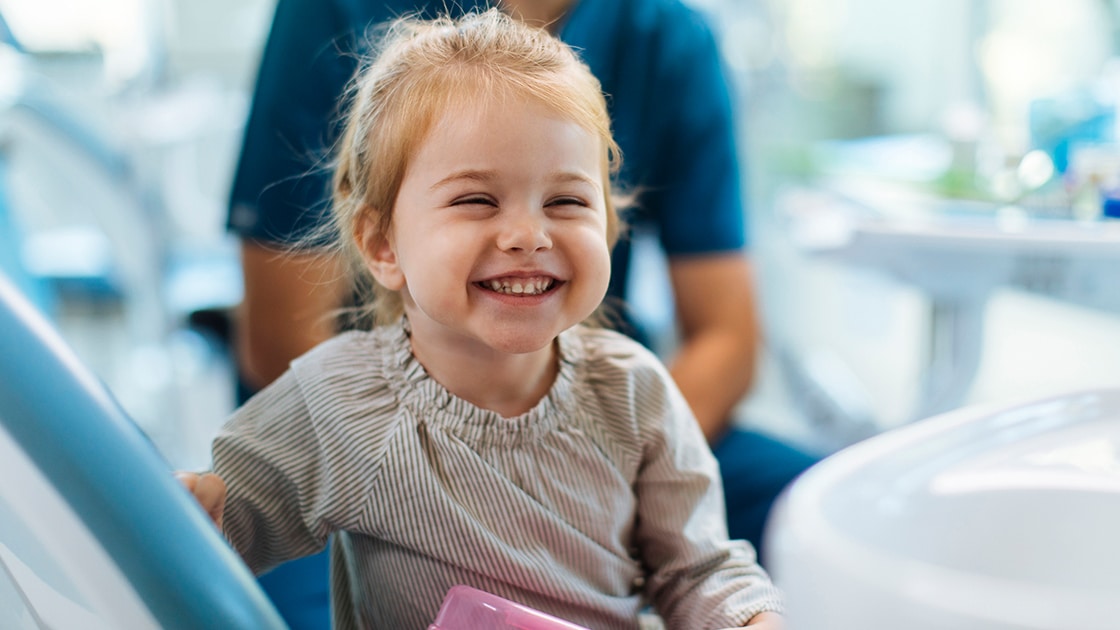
[487,278,553,295]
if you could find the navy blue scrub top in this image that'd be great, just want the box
[227,0,748,311]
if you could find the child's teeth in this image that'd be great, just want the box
[485,278,552,295]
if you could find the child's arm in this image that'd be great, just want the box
[209,371,333,573]
[175,471,228,529]
[629,361,784,628]
[208,358,392,574]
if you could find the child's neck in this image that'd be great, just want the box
[409,334,560,419]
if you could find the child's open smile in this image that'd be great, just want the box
[476,274,558,297]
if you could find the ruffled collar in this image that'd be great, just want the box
[374,319,585,448]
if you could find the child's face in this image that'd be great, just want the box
[367,93,611,356]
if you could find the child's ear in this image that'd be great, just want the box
[355,212,405,291]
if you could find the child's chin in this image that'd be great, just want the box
[482,328,563,356]
[488,336,556,356]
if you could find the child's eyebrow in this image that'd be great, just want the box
[430,169,498,191]
[429,169,600,191]
[549,171,602,190]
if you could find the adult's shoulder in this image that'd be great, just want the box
[333,0,495,34]
[566,0,719,58]
[616,0,721,50]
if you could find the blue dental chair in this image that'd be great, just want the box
[0,271,285,629]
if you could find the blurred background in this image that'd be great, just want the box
[4,0,1120,469]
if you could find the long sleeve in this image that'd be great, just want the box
[212,329,409,574]
[628,351,782,627]
[211,371,335,573]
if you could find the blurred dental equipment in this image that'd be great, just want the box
[0,270,285,629]
[0,3,248,468]
[767,386,1120,630]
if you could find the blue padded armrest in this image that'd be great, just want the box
[0,271,286,629]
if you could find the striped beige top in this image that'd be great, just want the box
[212,321,782,629]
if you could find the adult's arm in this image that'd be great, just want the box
[645,4,761,443]
[227,0,391,389]
[236,242,348,390]
[666,254,760,443]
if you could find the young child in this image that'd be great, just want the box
[181,9,783,629]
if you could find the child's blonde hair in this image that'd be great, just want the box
[329,8,624,326]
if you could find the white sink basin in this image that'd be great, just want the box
[766,388,1120,629]
[781,180,1120,308]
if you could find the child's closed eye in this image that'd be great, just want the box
[546,196,597,218]
[546,196,589,207]
[451,195,497,207]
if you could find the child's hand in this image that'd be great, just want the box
[739,611,784,629]
[175,471,227,529]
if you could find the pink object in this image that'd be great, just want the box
[428,585,591,630]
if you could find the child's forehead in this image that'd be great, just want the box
[431,89,583,133]
[403,92,607,185]
[442,86,536,114]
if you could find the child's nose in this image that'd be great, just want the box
[496,211,552,252]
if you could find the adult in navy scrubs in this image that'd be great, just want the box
[227,1,818,627]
